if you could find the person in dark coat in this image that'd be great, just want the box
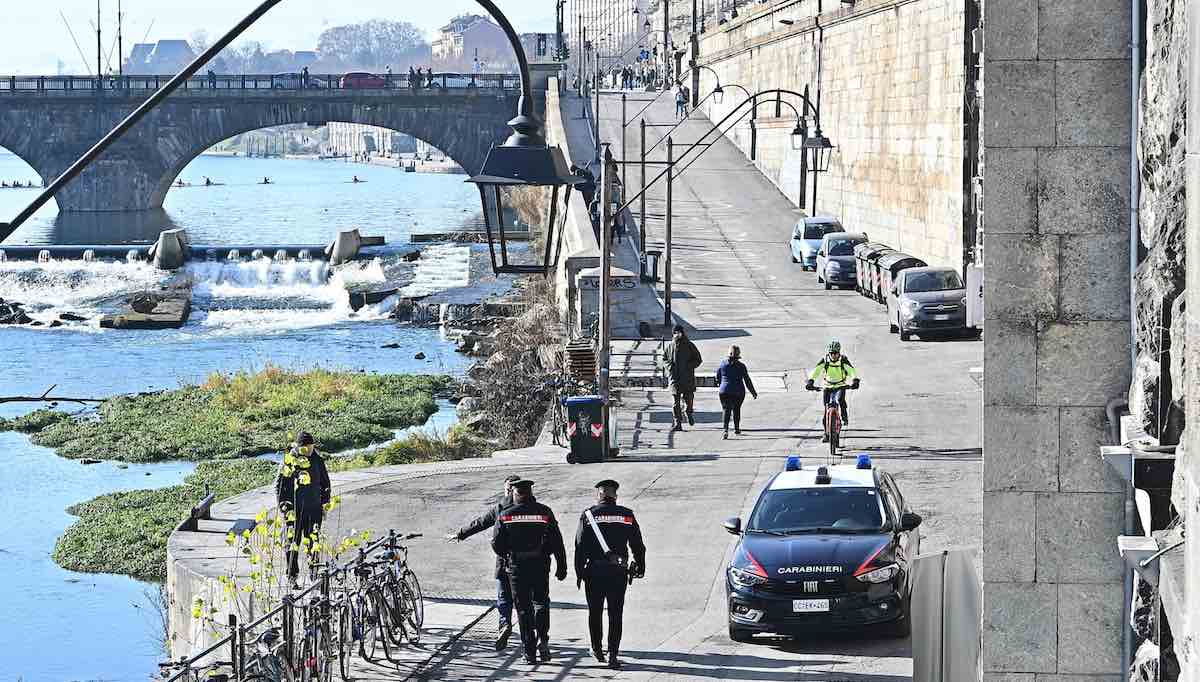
[715,344,758,439]
[492,480,568,665]
[446,474,521,650]
[663,324,703,430]
[574,480,646,670]
[275,431,332,585]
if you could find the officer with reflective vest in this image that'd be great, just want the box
[491,479,568,665]
[574,479,646,670]
[275,431,332,585]
[805,340,861,439]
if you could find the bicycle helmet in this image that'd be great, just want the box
[827,340,842,354]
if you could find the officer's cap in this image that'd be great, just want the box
[595,479,619,491]
[504,474,522,485]
[511,479,534,489]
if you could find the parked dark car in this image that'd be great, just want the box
[816,232,868,290]
[339,72,388,89]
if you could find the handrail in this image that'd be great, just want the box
[0,72,523,94]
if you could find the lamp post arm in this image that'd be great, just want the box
[644,83,740,155]
[672,98,801,177]
[614,88,807,215]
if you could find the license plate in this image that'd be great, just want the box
[792,599,830,613]
[934,314,952,320]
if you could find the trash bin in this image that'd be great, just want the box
[854,242,892,298]
[565,395,605,464]
[642,249,662,282]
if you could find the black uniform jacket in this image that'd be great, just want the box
[275,448,332,518]
[574,501,647,581]
[491,497,568,577]
[456,494,514,578]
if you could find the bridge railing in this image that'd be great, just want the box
[0,72,521,94]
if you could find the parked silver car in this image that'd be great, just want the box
[789,216,842,271]
[886,266,975,340]
[816,231,868,290]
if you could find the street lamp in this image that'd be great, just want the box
[466,0,584,276]
[803,132,834,170]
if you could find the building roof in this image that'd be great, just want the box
[767,463,878,490]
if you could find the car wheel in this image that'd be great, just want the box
[728,624,754,643]
[824,280,832,291]
[889,318,898,334]
[899,329,912,341]
[817,272,823,283]
[791,254,798,263]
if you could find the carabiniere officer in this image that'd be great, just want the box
[574,479,646,670]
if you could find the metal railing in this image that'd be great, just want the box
[0,72,522,95]
[163,529,401,682]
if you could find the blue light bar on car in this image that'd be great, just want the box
[785,455,801,471]
[856,454,872,469]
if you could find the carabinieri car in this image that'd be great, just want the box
[723,455,922,641]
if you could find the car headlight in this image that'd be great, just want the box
[827,261,842,271]
[901,299,920,315]
[855,563,900,584]
[729,566,768,588]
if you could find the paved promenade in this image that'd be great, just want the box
[171,87,982,680]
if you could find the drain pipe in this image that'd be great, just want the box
[1123,0,1142,677]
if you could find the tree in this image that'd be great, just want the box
[316,19,430,72]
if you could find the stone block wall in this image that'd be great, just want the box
[982,0,1132,679]
[696,0,969,269]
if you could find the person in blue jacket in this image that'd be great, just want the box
[715,345,757,439]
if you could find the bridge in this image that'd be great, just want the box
[0,73,528,212]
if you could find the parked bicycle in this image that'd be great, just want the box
[159,658,233,682]
[241,628,295,682]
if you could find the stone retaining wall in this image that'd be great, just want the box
[695,0,970,269]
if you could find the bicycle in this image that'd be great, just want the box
[546,377,569,446]
[375,532,424,646]
[807,383,858,459]
[295,593,336,682]
[158,658,233,682]
[242,628,296,682]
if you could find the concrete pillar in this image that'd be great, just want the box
[982,0,1131,678]
[325,228,363,266]
[149,228,189,270]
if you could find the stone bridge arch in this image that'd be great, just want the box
[0,91,518,213]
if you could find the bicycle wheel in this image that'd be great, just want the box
[358,593,382,663]
[402,569,424,630]
[829,410,841,458]
[380,580,408,646]
[336,604,353,682]
[398,580,421,644]
[370,588,395,661]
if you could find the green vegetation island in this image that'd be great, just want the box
[0,367,484,582]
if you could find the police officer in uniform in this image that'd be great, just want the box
[574,480,646,670]
[491,479,568,665]
[445,474,521,650]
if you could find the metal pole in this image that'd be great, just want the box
[96,0,102,80]
[663,0,670,85]
[599,145,614,459]
[640,118,647,250]
[664,137,674,330]
[622,91,628,196]
[594,45,602,163]
[691,0,699,107]
[117,0,123,76]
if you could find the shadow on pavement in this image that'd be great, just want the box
[860,445,982,461]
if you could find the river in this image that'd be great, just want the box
[0,152,483,681]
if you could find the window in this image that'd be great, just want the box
[803,222,840,240]
[828,239,861,257]
[904,270,962,292]
[747,487,885,533]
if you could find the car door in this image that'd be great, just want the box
[816,237,828,274]
[886,270,900,322]
[790,224,803,261]
[882,474,918,559]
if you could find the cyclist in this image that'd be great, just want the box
[805,340,860,441]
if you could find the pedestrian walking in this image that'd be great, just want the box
[445,474,521,650]
[675,84,687,119]
[301,66,309,88]
[275,431,332,587]
[492,479,568,665]
[574,480,646,670]
[664,324,702,430]
[715,345,758,439]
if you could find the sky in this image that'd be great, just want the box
[0,1,557,74]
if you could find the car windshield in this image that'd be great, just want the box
[828,240,861,257]
[804,222,840,240]
[747,487,886,533]
[905,271,963,292]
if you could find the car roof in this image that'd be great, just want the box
[822,231,868,241]
[768,464,879,490]
[799,216,840,225]
[903,266,958,274]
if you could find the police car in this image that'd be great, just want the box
[723,455,922,641]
